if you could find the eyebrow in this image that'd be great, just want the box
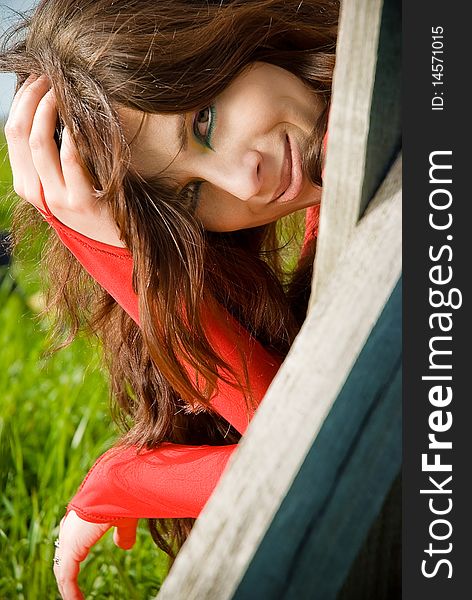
[178,114,188,152]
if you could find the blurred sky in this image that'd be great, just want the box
[0,0,38,120]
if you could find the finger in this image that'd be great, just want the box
[53,563,63,599]
[54,544,87,600]
[60,127,97,208]
[30,89,66,200]
[9,73,38,114]
[55,511,112,599]
[5,75,51,204]
[8,73,49,122]
[113,520,138,550]
[53,558,68,600]
[55,557,84,600]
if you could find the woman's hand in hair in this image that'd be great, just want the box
[53,510,138,600]
[5,74,126,247]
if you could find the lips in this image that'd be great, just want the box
[272,134,304,204]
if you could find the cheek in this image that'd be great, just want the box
[227,64,317,129]
[196,202,249,232]
[196,193,259,232]
[219,76,286,133]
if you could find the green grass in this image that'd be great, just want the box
[1,129,168,597]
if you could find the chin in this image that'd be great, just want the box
[281,184,322,217]
[300,183,322,208]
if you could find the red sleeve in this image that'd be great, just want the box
[67,443,236,521]
[37,201,139,323]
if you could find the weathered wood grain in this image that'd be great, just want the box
[234,281,401,599]
[311,0,385,304]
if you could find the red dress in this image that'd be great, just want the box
[35,130,325,521]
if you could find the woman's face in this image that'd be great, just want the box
[121,62,324,232]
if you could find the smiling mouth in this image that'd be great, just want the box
[272,134,303,204]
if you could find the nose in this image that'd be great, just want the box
[199,149,263,201]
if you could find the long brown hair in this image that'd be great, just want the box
[0,0,338,559]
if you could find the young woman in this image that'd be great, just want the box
[1,0,338,596]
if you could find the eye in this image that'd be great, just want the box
[179,180,202,213]
[193,105,216,150]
